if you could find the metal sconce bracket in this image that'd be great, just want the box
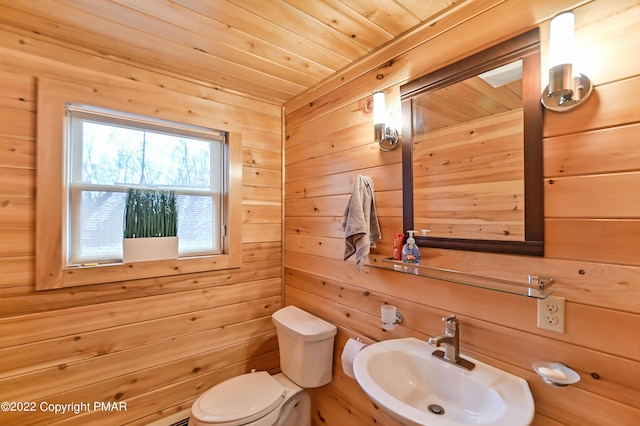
[376,124,399,151]
[541,64,592,112]
[373,91,400,151]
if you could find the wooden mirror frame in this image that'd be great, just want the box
[400,29,543,256]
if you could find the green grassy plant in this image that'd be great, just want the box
[123,189,178,238]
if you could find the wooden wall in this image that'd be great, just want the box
[412,109,525,241]
[284,1,640,425]
[0,26,282,425]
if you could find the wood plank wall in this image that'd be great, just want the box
[412,109,526,241]
[0,27,282,425]
[284,1,640,425]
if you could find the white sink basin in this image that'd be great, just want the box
[352,337,534,426]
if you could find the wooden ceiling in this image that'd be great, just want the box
[0,0,461,105]
[414,72,523,133]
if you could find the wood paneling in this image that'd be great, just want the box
[0,136,35,169]
[0,29,282,425]
[545,173,640,218]
[284,1,640,425]
[0,0,464,104]
[543,123,640,177]
[1,0,639,425]
[285,0,590,114]
[545,219,640,265]
[412,110,525,240]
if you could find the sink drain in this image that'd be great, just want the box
[428,404,445,415]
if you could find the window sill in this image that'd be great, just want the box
[40,254,241,290]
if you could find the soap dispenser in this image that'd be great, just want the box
[401,230,421,264]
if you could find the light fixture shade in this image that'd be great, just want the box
[372,90,399,150]
[548,11,575,69]
[541,10,592,112]
[373,91,386,125]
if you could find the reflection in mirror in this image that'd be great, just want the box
[412,60,524,240]
[400,29,543,256]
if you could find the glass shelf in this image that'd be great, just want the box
[380,258,554,299]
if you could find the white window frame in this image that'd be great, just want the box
[66,104,226,263]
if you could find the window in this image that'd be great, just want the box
[67,105,225,264]
[36,78,242,290]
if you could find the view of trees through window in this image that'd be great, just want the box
[68,113,224,264]
[80,122,212,189]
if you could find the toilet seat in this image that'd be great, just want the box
[191,371,286,425]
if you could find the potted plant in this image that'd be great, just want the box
[122,188,179,263]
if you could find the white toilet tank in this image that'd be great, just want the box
[272,305,337,388]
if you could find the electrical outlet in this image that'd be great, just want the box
[537,295,565,333]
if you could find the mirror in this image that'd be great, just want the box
[400,29,543,256]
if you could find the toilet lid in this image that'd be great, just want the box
[193,371,286,425]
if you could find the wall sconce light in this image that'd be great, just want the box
[541,11,592,112]
[373,91,399,151]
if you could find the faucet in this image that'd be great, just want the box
[428,315,460,361]
[428,315,475,370]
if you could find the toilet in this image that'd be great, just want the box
[188,305,337,426]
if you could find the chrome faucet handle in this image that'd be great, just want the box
[442,315,458,325]
[442,315,458,332]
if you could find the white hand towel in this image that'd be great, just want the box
[342,175,382,271]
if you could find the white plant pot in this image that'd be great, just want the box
[123,236,179,263]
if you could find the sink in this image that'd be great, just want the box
[352,337,534,426]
